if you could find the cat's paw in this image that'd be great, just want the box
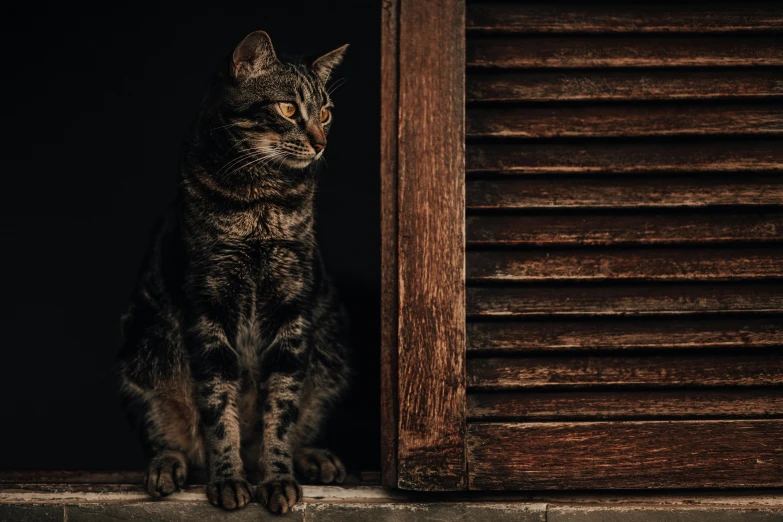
[206,477,253,510]
[257,478,302,515]
[145,453,187,498]
[294,448,347,484]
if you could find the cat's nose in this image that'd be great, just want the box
[306,122,327,153]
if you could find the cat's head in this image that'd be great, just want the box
[214,31,348,170]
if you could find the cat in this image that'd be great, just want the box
[117,31,351,515]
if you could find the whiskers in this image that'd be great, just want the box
[210,121,245,131]
[218,145,291,177]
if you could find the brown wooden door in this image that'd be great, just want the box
[382,0,783,491]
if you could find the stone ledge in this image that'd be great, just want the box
[1,484,781,521]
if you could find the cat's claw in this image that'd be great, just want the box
[206,478,253,510]
[295,448,347,484]
[145,453,187,498]
[257,478,302,515]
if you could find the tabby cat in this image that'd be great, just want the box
[118,31,351,515]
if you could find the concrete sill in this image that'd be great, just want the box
[1,473,782,521]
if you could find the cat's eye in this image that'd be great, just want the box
[278,102,297,118]
[320,107,331,123]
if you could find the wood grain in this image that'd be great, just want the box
[466,213,783,246]
[466,318,783,353]
[466,176,783,209]
[466,282,783,317]
[0,471,147,485]
[466,4,783,34]
[460,1,783,493]
[467,389,783,421]
[466,141,783,175]
[467,355,783,390]
[467,105,783,139]
[466,247,783,282]
[467,421,783,489]
[467,70,783,102]
[380,0,399,489]
[467,37,783,69]
[395,0,466,491]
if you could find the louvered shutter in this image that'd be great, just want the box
[382,0,783,490]
[464,2,783,489]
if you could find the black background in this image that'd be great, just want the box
[0,1,381,472]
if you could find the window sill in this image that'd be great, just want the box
[1,472,781,521]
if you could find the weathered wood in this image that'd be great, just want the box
[466,141,783,175]
[0,471,146,484]
[466,282,783,317]
[467,105,783,139]
[466,213,783,246]
[0,481,781,507]
[1,486,782,522]
[460,1,783,495]
[380,0,399,490]
[466,318,783,353]
[467,420,783,489]
[467,37,783,69]
[467,389,783,421]
[467,70,783,102]
[466,176,783,209]
[466,248,783,282]
[467,4,783,34]
[467,355,783,390]
[395,0,466,491]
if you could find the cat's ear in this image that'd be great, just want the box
[311,44,349,84]
[231,31,279,81]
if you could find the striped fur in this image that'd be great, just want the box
[118,31,350,515]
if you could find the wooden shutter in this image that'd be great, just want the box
[382,1,783,491]
[464,2,783,489]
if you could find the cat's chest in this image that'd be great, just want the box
[209,241,312,291]
[223,240,314,358]
[213,205,313,240]
[235,294,263,365]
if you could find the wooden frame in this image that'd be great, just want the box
[381,0,467,491]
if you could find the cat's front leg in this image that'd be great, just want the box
[188,316,253,510]
[256,315,310,515]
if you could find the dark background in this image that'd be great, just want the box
[0,1,381,472]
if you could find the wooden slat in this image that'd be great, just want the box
[467,355,783,390]
[395,0,467,491]
[466,213,783,246]
[466,176,783,209]
[466,282,783,317]
[467,248,783,282]
[467,4,783,34]
[466,318,783,352]
[466,141,783,175]
[467,70,783,102]
[467,389,783,421]
[467,37,783,68]
[467,420,783,489]
[467,105,783,139]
